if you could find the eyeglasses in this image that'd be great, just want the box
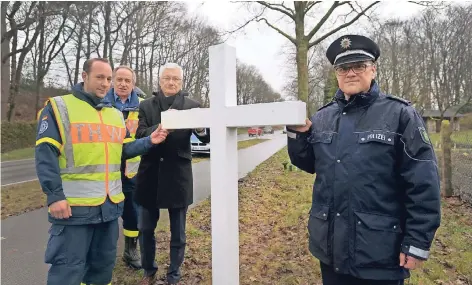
[161,77,182,82]
[335,63,373,76]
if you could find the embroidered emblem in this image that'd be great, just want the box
[42,115,48,121]
[418,127,431,144]
[38,121,49,135]
[340,37,351,49]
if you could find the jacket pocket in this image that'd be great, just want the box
[45,225,68,265]
[307,204,330,261]
[354,211,402,268]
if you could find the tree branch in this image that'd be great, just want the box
[257,18,296,44]
[306,2,340,41]
[255,1,295,20]
[224,7,266,36]
[309,1,380,48]
[305,1,322,13]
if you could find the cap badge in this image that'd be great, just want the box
[340,37,351,49]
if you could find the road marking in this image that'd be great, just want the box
[1,178,38,187]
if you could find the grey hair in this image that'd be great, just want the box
[159,63,183,79]
[113,65,136,83]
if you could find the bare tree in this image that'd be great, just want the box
[231,1,379,115]
[34,4,74,113]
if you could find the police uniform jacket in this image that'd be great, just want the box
[134,90,210,210]
[287,81,441,280]
[35,83,153,225]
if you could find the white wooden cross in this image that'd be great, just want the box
[161,43,306,285]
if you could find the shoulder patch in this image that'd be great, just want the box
[317,101,336,111]
[386,94,411,105]
[418,126,431,145]
[38,120,49,134]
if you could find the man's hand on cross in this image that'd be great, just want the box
[150,124,169,144]
[287,118,312,133]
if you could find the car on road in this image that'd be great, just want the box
[263,126,274,134]
[247,126,263,137]
[190,133,210,155]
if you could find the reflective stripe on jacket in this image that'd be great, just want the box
[123,99,142,178]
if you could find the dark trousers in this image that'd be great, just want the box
[320,262,405,285]
[138,206,187,283]
[122,190,139,237]
[45,220,119,285]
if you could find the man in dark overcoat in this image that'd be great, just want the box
[134,62,210,285]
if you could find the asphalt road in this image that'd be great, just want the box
[1,159,38,186]
[1,132,288,285]
[0,133,259,186]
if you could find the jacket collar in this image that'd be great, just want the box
[105,87,140,110]
[153,90,187,110]
[71,83,113,110]
[335,80,380,108]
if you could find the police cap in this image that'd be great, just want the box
[326,35,380,66]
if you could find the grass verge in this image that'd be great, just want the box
[1,181,46,219]
[112,148,472,285]
[0,139,269,219]
[1,147,35,161]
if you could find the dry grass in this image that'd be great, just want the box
[1,181,46,219]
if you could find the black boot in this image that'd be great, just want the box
[123,236,142,269]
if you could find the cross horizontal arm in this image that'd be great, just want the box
[224,101,306,127]
[160,108,213,129]
[160,101,307,129]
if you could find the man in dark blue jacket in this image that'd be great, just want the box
[287,35,441,285]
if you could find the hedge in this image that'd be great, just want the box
[1,121,37,153]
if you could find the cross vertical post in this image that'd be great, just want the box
[209,43,240,285]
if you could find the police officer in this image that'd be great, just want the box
[105,65,143,269]
[287,35,441,285]
[35,58,169,285]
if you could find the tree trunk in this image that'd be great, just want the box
[103,2,111,59]
[296,41,309,116]
[35,16,45,114]
[1,2,10,107]
[74,24,84,84]
[440,120,453,197]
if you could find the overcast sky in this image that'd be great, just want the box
[186,1,429,96]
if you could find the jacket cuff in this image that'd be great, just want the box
[47,192,67,207]
[401,244,430,260]
[286,128,310,140]
[144,136,153,148]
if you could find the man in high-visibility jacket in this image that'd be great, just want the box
[35,58,169,285]
[104,66,143,269]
